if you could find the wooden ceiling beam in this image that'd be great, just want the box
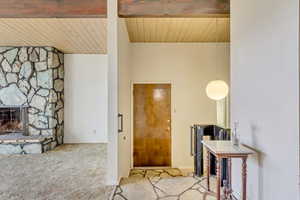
[0,0,107,18]
[119,0,230,18]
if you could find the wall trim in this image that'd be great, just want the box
[64,137,108,144]
[64,138,108,144]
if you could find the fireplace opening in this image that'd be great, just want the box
[0,106,28,136]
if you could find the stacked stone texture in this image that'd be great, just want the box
[0,47,64,146]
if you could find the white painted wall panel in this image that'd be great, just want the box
[131,43,230,169]
[118,18,132,178]
[64,54,108,143]
[231,0,299,199]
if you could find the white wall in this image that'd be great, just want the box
[64,54,108,143]
[231,0,299,199]
[131,43,230,168]
[118,18,132,178]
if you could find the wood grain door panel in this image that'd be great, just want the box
[133,84,171,167]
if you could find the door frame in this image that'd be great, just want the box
[131,81,173,168]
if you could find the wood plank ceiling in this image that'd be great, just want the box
[0,0,107,54]
[125,18,230,43]
[0,18,107,54]
[0,0,230,54]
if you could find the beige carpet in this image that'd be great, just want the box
[112,169,217,200]
[0,144,113,200]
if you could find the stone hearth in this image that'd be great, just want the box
[0,47,64,154]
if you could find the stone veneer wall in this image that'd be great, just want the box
[0,47,64,146]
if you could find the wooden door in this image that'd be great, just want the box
[133,84,171,167]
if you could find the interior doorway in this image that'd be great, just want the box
[133,84,171,167]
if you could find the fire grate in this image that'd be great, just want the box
[0,106,28,136]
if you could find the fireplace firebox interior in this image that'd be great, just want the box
[0,106,28,136]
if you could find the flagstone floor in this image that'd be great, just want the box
[112,169,218,200]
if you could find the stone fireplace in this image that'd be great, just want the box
[0,47,64,154]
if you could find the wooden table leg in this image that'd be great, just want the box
[242,157,248,200]
[206,150,210,191]
[216,156,221,200]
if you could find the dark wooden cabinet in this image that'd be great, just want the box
[191,125,230,184]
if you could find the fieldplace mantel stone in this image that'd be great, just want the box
[0,47,64,154]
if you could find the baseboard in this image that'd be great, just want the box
[174,166,194,170]
[106,179,119,186]
[134,166,171,169]
[64,137,108,144]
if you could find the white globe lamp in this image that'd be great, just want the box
[205,19,229,101]
[206,80,229,100]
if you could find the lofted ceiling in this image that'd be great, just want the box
[0,17,229,54]
[125,18,230,43]
[0,18,107,54]
[0,1,230,53]
[119,0,230,17]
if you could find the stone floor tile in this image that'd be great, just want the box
[155,176,198,196]
[180,189,204,200]
[113,169,218,200]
